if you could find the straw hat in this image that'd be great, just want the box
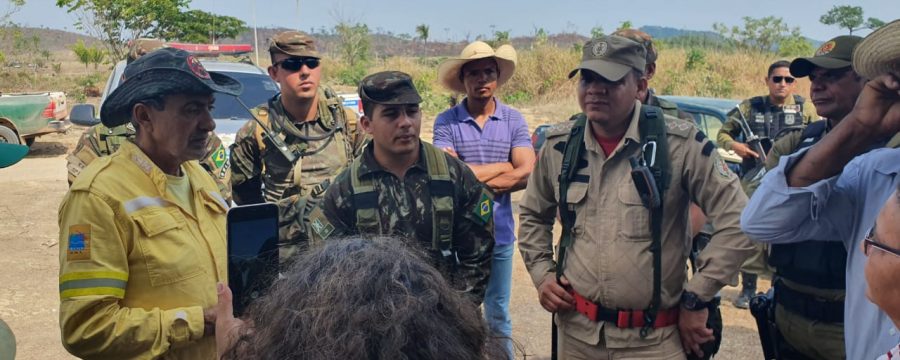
[853,19,900,79]
[438,41,517,93]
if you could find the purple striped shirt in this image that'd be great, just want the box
[433,98,532,245]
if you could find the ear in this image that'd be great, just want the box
[267,65,278,81]
[359,115,374,134]
[132,103,154,132]
[645,63,657,80]
[636,76,649,93]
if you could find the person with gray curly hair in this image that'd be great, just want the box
[214,237,508,360]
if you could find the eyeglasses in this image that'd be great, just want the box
[273,57,320,72]
[771,76,795,84]
[863,227,900,258]
[808,67,852,84]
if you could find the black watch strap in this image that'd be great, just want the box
[681,291,709,311]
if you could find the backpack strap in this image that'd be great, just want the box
[748,96,767,113]
[350,157,380,234]
[556,115,587,281]
[634,105,670,338]
[422,144,456,260]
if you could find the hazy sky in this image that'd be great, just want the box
[13,0,899,41]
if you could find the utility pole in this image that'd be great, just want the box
[253,0,259,64]
[296,0,301,31]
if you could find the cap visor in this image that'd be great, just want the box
[790,57,852,77]
[567,59,632,81]
[0,143,29,168]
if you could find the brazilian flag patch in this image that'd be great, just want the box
[212,145,227,168]
[473,192,493,224]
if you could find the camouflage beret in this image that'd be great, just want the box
[358,71,422,106]
[269,31,319,58]
[611,29,657,64]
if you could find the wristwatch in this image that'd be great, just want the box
[680,291,709,311]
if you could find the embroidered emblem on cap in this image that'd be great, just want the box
[816,41,836,57]
[187,55,211,79]
[591,41,609,57]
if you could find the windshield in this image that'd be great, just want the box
[211,71,279,119]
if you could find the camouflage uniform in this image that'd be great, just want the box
[228,31,363,260]
[717,95,819,152]
[308,71,495,303]
[67,122,232,201]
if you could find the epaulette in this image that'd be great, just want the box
[69,156,114,191]
[544,121,577,139]
[663,116,695,138]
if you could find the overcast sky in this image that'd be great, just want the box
[13,0,899,41]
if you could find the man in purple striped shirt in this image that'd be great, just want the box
[434,41,535,358]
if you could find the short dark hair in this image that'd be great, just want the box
[767,60,791,77]
[129,95,167,131]
[361,98,375,119]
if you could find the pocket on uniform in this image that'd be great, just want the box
[617,179,651,241]
[132,207,204,286]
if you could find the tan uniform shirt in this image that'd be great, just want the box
[518,101,754,348]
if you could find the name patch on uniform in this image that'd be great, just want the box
[474,193,493,224]
[310,215,335,240]
[67,224,92,261]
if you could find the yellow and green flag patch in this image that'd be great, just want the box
[473,192,493,224]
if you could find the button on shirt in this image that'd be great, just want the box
[433,98,533,246]
[741,147,900,360]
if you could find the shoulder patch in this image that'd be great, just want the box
[67,224,92,261]
[473,191,493,224]
[545,120,577,138]
[309,206,335,241]
[714,156,733,179]
[663,117,695,138]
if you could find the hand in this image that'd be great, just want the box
[849,73,900,140]
[442,147,459,158]
[678,307,714,358]
[731,142,759,159]
[538,274,575,313]
[202,307,216,337]
[214,283,246,359]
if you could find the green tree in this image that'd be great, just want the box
[71,39,92,69]
[335,22,371,68]
[713,16,800,53]
[819,5,884,35]
[590,26,604,39]
[533,27,549,48]
[618,21,632,31]
[779,30,814,57]
[415,24,429,43]
[56,0,246,61]
[160,10,245,43]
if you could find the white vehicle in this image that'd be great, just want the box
[70,44,280,151]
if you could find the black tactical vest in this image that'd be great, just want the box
[768,121,847,289]
[747,95,805,139]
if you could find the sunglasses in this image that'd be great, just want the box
[273,57,320,71]
[863,227,900,258]
[771,76,795,84]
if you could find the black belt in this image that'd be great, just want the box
[774,280,844,324]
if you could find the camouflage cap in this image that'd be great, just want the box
[611,29,657,64]
[790,35,863,78]
[358,71,422,106]
[100,47,243,127]
[568,35,647,81]
[127,38,165,64]
[269,31,320,58]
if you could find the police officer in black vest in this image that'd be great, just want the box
[717,60,820,309]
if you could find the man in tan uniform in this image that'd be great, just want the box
[518,35,754,359]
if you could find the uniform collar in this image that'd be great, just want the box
[356,141,428,178]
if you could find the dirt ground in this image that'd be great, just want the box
[1,114,766,359]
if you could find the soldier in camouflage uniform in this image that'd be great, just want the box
[307,71,495,304]
[717,60,820,309]
[229,31,363,261]
[66,39,232,201]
